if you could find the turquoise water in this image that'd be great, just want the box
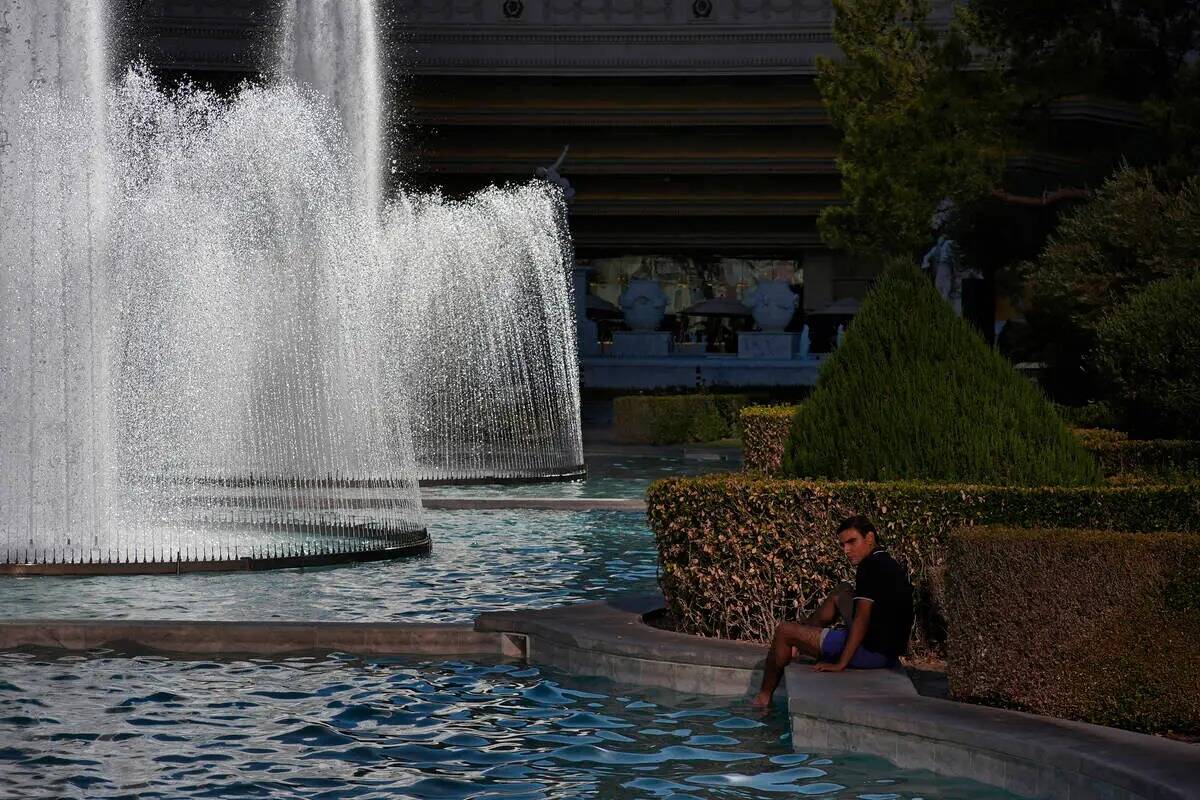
[422,455,733,500]
[0,650,1016,799]
[0,510,657,621]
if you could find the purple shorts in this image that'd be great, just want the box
[819,628,893,669]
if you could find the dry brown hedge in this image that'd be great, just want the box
[946,527,1200,735]
[740,405,795,473]
[647,474,1200,651]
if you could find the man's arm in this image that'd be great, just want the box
[813,599,872,672]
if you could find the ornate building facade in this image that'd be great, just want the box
[133,0,950,325]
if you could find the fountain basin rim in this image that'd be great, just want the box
[418,464,587,487]
[0,530,430,577]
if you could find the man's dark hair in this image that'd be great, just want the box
[837,515,881,544]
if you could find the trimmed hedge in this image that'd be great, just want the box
[783,264,1099,486]
[647,474,1200,649]
[740,405,796,473]
[613,394,754,445]
[946,527,1200,735]
[1056,401,1119,430]
[744,410,1200,480]
[1074,428,1200,479]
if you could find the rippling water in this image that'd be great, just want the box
[421,456,731,499]
[0,511,657,621]
[0,650,1015,799]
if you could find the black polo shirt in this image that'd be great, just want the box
[854,549,914,658]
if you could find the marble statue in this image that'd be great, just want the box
[535,145,576,202]
[922,235,957,305]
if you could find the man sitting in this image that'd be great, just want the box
[752,515,914,707]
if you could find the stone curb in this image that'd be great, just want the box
[476,594,764,695]
[479,595,1200,800]
[0,619,523,658]
[3,597,1196,799]
[787,665,1200,799]
[421,497,647,512]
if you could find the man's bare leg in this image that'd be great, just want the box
[803,594,839,627]
[751,621,823,707]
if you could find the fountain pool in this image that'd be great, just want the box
[0,510,657,622]
[0,650,1020,799]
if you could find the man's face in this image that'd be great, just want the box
[839,527,875,566]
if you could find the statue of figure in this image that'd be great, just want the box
[922,235,957,305]
[835,324,846,349]
[535,145,576,202]
[798,324,811,358]
[619,279,668,332]
[921,235,982,316]
[743,280,798,332]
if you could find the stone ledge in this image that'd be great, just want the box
[477,595,1199,799]
[476,594,765,695]
[0,619,522,658]
[421,497,646,512]
[787,665,1200,800]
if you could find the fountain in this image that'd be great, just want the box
[0,0,584,574]
[0,1,121,568]
[276,1,584,484]
[384,185,584,483]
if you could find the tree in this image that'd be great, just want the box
[815,0,1013,259]
[782,262,1098,486]
[817,0,1200,261]
[1094,272,1200,440]
[967,0,1200,186]
[1017,166,1200,402]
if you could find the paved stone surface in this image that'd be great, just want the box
[0,619,520,658]
[421,496,646,511]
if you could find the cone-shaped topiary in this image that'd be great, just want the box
[782,262,1099,485]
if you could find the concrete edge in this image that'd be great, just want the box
[5,598,1196,800]
[420,496,647,512]
[478,595,1200,800]
[786,667,1200,800]
[0,619,525,659]
[476,594,763,695]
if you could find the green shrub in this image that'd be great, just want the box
[612,394,752,445]
[1075,429,1200,480]
[1055,401,1120,430]
[1021,168,1200,402]
[1094,272,1200,440]
[782,263,1098,486]
[647,474,1200,650]
[748,412,1200,481]
[946,526,1200,735]
[740,405,798,473]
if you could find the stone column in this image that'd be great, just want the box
[573,266,600,356]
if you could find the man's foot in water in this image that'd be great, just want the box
[750,691,772,708]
